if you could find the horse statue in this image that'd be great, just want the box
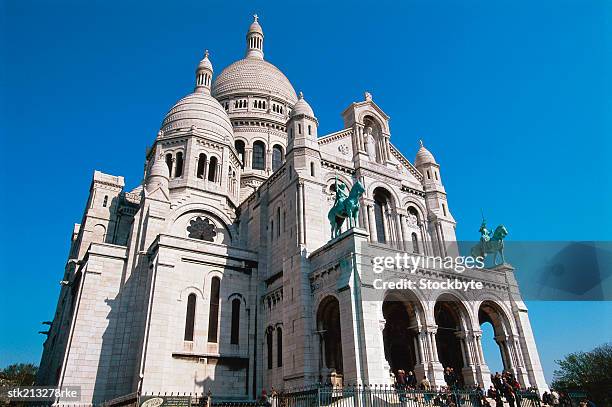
[327,178,366,239]
[470,224,509,265]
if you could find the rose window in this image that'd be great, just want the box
[187,216,217,242]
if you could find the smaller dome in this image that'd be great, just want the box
[291,92,314,117]
[414,140,437,166]
[248,14,263,35]
[161,92,233,141]
[197,50,213,72]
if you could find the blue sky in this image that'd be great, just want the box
[1,0,610,383]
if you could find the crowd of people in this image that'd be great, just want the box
[390,368,543,407]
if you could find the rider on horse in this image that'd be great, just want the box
[334,176,348,208]
[479,218,491,243]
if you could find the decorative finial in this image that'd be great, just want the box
[204,49,209,58]
[253,14,258,22]
[364,91,372,101]
[419,139,424,147]
[299,91,304,99]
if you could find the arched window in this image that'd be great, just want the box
[308,125,312,135]
[442,203,447,216]
[102,195,108,208]
[252,141,266,170]
[175,152,184,178]
[207,277,220,343]
[230,298,240,345]
[272,145,283,171]
[197,153,207,179]
[165,153,173,177]
[373,188,392,244]
[184,293,196,341]
[298,124,302,134]
[277,328,283,367]
[208,156,218,182]
[235,140,245,167]
[310,162,315,176]
[412,232,420,254]
[267,330,273,369]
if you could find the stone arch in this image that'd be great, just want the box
[316,295,344,380]
[204,269,224,290]
[227,292,247,307]
[358,110,390,134]
[477,299,516,373]
[92,224,106,242]
[272,144,284,171]
[367,181,401,206]
[168,204,234,244]
[372,186,396,244]
[402,198,427,219]
[433,293,474,384]
[324,173,353,192]
[382,290,426,374]
[252,140,266,170]
[178,285,205,301]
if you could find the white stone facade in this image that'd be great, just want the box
[37,16,548,406]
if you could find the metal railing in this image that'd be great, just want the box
[105,386,544,407]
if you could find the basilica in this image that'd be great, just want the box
[37,16,548,405]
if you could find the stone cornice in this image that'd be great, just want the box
[318,128,353,145]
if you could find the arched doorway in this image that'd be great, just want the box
[382,291,423,375]
[479,301,512,374]
[434,296,470,386]
[316,296,343,383]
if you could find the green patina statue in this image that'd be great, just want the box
[327,177,365,239]
[471,216,508,265]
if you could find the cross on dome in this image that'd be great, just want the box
[253,14,258,22]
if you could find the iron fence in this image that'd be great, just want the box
[106,386,543,407]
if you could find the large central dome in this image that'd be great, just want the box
[212,57,297,104]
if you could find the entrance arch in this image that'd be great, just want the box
[316,296,343,382]
[479,301,512,373]
[434,295,471,386]
[382,291,424,375]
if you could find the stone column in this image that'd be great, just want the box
[457,332,479,386]
[413,330,429,381]
[382,208,391,244]
[360,201,369,234]
[203,159,209,181]
[401,214,410,252]
[396,213,405,251]
[425,327,446,386]
[379,319,391,380]
[245,148,252,169]
[367,204,378,243]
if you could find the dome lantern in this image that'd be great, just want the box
[195,50,213,94]
[245,14,264,60]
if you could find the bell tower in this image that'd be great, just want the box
[414,140,458,257]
